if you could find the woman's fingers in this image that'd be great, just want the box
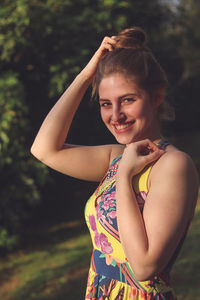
[100,36,117,52]
[121,139,165,175]
[125,139,165,168]
[102,36,117,46]
[142,147,164,164]
[127,139,164,156]
[81,36,116,80]
[91,36,116,64]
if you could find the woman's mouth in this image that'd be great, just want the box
[113,122,134,133]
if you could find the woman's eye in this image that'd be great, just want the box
[100,102,111,107]
[123,98,135,103]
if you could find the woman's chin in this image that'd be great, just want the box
[115,135,136,145]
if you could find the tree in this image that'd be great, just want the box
[0,0,48,251]
[163,0,200,131]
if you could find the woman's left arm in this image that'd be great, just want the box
[116,140,199,281]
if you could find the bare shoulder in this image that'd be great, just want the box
[154,147,198,179]
[150,146,199,208]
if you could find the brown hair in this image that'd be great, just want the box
[93,27,174,120]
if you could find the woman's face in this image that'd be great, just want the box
[99,73,161,145]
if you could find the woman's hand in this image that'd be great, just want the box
[80,36,116,82]
[118,139,164,178]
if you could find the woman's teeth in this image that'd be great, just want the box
[115,123,132,130]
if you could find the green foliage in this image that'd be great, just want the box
[162,0,200,131]
[0,71,48,251]
[0,0,29,62]
[176,0,200,80]
[0,227,18,251]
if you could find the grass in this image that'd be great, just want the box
[171,202,200,299]
[0,220,92,300]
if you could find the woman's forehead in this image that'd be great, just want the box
[98,74,146,98]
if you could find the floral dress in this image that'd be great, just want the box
[85,142,185,299]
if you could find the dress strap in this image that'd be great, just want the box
[156,140,170,150]
[132,140,170,195]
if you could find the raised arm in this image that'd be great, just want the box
[116,140,199,281]
[31,37,122,182]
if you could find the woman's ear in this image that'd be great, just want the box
[153,88,165,109]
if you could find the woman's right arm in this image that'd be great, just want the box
[31,37,122,182]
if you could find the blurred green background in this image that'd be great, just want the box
[0,0,199,299]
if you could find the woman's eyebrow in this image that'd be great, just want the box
[99,98,111,102]
[119,93,138,99]
[99,93,138,102]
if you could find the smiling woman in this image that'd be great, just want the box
[31,27,199,299]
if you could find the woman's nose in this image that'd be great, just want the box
[111,105,125,122]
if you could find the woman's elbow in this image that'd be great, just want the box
[30,143,45,162]
[131,261,160,282]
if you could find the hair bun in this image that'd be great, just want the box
[115,27,147,50]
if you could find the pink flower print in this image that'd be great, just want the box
[96,205,106,223]
[96,205,103,218]
[89,215,96,231]
[99,233,113,254]
[94,231,101,248]
[102,199,115,211]
[102,191,115,202]
[106,210,117,224]
[93,226,113,253]
[107,210,116,219]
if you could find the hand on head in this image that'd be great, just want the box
[81,36,117,81]
[99,36,117,54]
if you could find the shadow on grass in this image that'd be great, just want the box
[0,219,92,300]
[171,208,200,299]
[20,219,89,252]
[9,244,90,300]
[9,208,200,300]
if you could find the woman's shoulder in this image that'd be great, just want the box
[150,145,199,192]
[147,145,199,220]
[157,145,196,172]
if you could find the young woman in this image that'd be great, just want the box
[31,27,199,299]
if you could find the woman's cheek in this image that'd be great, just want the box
[100,109,110,124]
